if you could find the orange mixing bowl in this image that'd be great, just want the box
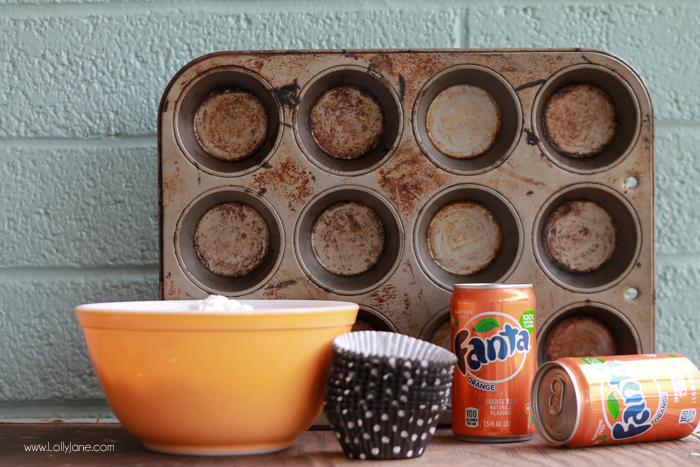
[75,300,358,455]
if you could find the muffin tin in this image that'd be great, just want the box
[159,49,655,371]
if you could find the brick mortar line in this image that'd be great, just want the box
[0,0,433,18]
[0,0,696,19]
[657,254,700,268]
[0,135,156,150]
[0,265,158,283]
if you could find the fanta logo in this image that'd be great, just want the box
[604,361,654,440]
[454,315,531,379]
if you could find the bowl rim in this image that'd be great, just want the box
[75,300,359,331]
[76,299,358,314]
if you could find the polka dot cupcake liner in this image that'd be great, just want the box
[325,370,453,396]
[324,332,455,459]
[323,396,450,415]
[324,382,451,404]
[325,404,445,460]
[324,397,450,418]
[327,360,455,387]
[331,331,457,371]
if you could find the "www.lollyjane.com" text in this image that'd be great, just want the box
[24,442,114,453]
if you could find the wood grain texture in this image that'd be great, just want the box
[2,425,700,467]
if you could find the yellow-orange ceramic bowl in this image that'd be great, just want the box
[75,300,358,455]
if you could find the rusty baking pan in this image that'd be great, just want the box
[159,49,655,369]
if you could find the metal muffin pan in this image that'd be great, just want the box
[160,49,655,367]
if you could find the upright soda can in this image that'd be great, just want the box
[450,283,536,442]
[532,354,700,447]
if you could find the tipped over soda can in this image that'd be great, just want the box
[532,353,700,447]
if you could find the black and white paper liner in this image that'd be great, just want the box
[327,358,455,390]
[329,357,455,380]
[325,361,454,402]
[324,383,451,407]
[332,331,457,367]
[325,368,453,394]
[325,402,446,460]
[331,350,456,372]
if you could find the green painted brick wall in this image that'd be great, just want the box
[0,1,698,417]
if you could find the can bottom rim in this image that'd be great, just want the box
[453,433,533,443]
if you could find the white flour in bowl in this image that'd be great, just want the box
[189,295,254,312]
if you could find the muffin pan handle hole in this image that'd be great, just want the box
[626,287,639,300]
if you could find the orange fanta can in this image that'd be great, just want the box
[451,284,536,442]
[532,354,700,447]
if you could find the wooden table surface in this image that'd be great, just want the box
[2,424,700,467]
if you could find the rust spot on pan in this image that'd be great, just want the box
[498,166,547,188]
[273,79,300,110]
[367,283,399,307]
[543,84,617,158]
[427,201,502,275]
[310,85,385,160]
[427,84,501,159]
[194,88,268,161]
[311,201,385,276]
[378,145,448,215]
[543,200,617,274]
[165,281,196,300]
[194,203,269,277]
[368,54,394,76]
[544,316,617,361]
[252,155,313,212]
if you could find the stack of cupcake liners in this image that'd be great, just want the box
[324,331,458,460]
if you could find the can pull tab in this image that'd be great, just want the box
[548,377,566,416]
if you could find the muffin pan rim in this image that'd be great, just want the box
[536,301,642,366]
[293,64,404,176]
[294,185,405,295]
[531,63,642,175]
[412,63,523,175]
[174,186,285,296]
[532,182,642,294]
[172,65,285,178]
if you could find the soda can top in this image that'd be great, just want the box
[531,361,581,446]
[453,283,533,289]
